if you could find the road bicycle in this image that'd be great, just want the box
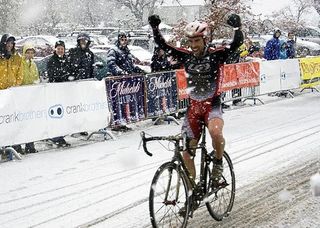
[140,124,235,227]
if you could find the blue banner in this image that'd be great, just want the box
[145,71,178,118]
[105,75,145,125]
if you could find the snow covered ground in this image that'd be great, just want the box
[1,90,320,228]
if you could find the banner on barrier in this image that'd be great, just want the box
[219,62,260,92]
[106,75,145,125]
[145,71,178,118]
[0,81,110,146]
[259,60,282,94]
[176,69,189,100]
[299,57,320,88]
[280,59,301,90]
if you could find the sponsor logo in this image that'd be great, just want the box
[260,74,267,83]
[48,104,64,119]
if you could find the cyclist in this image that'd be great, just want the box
[148,14,243,183]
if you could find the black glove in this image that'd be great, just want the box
[148,15,161,28]
[227,14,241,28]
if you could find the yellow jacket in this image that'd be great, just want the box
[239,44,249,58]
[21,45,39,85]
[0,52,23,90]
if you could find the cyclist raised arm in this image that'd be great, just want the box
[148,14,243,182]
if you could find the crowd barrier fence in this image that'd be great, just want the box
[1,57,319,146]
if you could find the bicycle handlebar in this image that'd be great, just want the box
[140,131,182,157]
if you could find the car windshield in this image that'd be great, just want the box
[92,51,108,63]
[128,45,152,62]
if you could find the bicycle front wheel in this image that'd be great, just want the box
[149,162,190,228]
[205,151,235,221]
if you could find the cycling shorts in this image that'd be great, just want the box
[182,96,223,140]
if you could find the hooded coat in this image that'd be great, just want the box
[264,32,281,60]
[21,44,40,85]
[0,34,23,90]
[68,34,95,80]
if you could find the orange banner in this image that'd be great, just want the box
[219,62,260,92]
[175,69,189,100]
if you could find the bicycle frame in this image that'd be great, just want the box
[141,124,212,202]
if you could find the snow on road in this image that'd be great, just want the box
[1,91,320,228]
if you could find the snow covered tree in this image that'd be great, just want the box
[113,0,165,27]
[271,0,314,32]
[314,0,320,15]
[0,0,22,34]
[171,0,252,43]
[204,0,253,39]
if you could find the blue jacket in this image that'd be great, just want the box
[264,37,281,60]
[279,40,288,59]
[286,39,295,58]
[106,45,143,76]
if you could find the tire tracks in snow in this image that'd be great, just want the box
[72,114,320,227]
[232,124,320,165]
[189,159,320,227]
[0,159,166,205]
[228,111,318,145]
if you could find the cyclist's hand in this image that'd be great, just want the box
[148,15,161,28]
[227,14,241,28]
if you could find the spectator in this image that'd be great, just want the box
[21,45,39,84]
[47,40,71,147]
[264,29,281,60]
[151,46,171,72]
[47,40,70,82]
[68,34,95,136]
[0,34,23,154]
[21,44,40,153]
[106,32,144,132]
[279,40,288,59]
[0,34,23,90]
[151,46,182,72]
[239,39,261,60]
[68,33,95,80]
[106,32,143,76]
[286,32,296,58]
[224,40,243,106]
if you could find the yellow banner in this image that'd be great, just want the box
[299,57,320,88]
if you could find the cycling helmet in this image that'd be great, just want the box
[184,21,209,38]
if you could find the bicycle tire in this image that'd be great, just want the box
[205,151,235,221]
[149,162,190,228]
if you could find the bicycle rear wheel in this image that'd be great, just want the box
[149,162,190,228]
[205,151,235,221]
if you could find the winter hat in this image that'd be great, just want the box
[274,28,281,35]
[77,33,90,41]
[55,40,65,48]
[118,32,127,40]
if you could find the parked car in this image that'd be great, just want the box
[294,26,320,45]
[90,44,152,72]
[35,49,110,82]
[57,34,109,49]
[128,45,152,73]
[15,35,73,58]
[107,30,153,51]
